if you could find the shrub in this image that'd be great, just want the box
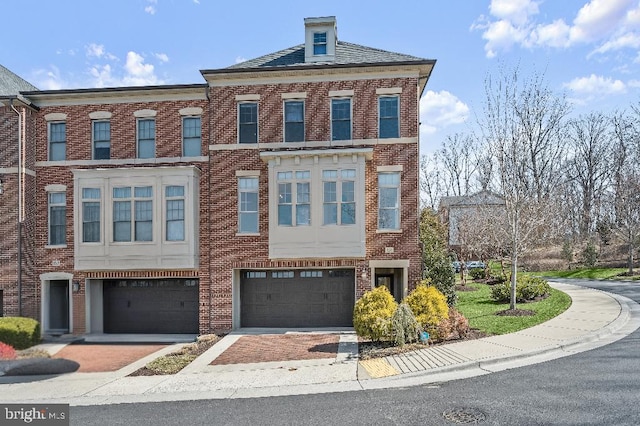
[404,282,449,337]
[391,303,422,346]
[468,267,485,280]
[0,342,17,360]
[434,308,470,342]
[0,317,41,350]
[582,241,598,267]
[353,286,397,342]
[490,276,551,303]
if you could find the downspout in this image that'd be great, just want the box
[10,99,23,316]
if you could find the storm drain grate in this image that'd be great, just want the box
[442,407,487,424]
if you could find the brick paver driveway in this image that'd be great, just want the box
[53,344,167,372]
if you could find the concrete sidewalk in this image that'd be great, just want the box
[0,281,638,406]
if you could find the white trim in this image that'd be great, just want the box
[329,89,354,97]
[0,167,36,176]
[45,184,67,192]
[134,109,157,118]
[179,107,203,116]
[36,156,209,167]
[377,165,404,172]
[89,111,112,119]
[368,260,410,299]
[235,94,261,101]
[39,272,74,335]
[235,170,261,176]
[208,137,417,151]
[376,87,403,95]
[260,147,373,161]
[281,92,307,99]
[44,113,67,121]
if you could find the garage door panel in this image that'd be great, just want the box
[241,270,354,328]
[104,279,198,334]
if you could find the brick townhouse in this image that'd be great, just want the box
[0,16,435,336]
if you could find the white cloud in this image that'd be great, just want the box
[88,64,118,88]
[154,53,169,63]
[628,79,640,87]
[570,0,634,43]
[489,0,539,26]
[564,74,626,96]
[33,66,66,90]
[145,0,157,15]
[420,90,470,135]
[122,51,163,86]
[86,43,105,58]
[235,56,247,64]
[475,0,640,57]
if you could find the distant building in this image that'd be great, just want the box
[0,16,436,335]
[439,190,505,254]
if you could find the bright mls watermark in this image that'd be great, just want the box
[1,404,69,425]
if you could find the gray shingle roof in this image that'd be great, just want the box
[225,41,431,70]
[0,64,38,97]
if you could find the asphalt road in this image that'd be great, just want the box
[72,279,640,426]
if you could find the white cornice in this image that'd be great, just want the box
[36,156,209,168]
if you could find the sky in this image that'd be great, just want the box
[3,0,640,155]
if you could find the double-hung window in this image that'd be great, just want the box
[113,186,153,242]
[49,122,66,161]
[137,119,155,159]
[323,169,356,225]
[238,177,259,233]
[182,117,201,157]
[82,188,101,243]
[93,121,111,159]
[331,98,351,141]
[166,186,185,241]
[238,103,258,143]
[277,171,310,226]
[313,32,327,55]
[284,100,304,142]
[378,172,401,230]
[48,192,66,245]
[379,96,399,138]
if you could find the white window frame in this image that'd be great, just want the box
[48,192,66,246]
[378,172,401,231]
[48,121,66,161]
[92,120,111,160]
[378,95,400,139]
[165,185,185,241]
[182,116,201,157]
[322,169,357,226]
[331,98,352,141]
[283,100,305,143]
[137,118,156,159]
[238,102,258,143]
[238,176,259,234]
[81,188,101,243]
[277,170,311,227]
[313,32,327,55]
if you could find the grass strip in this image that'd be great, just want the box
[456,283,571,335]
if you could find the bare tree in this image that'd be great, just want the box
[420,153,445,210]
[611,110,640,275]
[565,113,613,238]
[436,133,480,197]
[480,66,570,310]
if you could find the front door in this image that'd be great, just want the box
[375,274,395,300]
[49,280,69,333]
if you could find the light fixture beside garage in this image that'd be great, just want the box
[72,281,80,292]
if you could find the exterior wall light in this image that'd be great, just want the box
[72,281,80,293]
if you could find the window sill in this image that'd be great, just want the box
[45,244,67,249]
[376,229,403,234]
[236,232,260,237]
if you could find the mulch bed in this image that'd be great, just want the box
[455,285,478,292]
[358,328,490,360]
[129,335,221,376]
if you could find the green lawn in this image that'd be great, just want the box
[456,283,572,335]
[532,268,638,280]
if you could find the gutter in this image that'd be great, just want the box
[9,98,24,316]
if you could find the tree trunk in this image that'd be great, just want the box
[510,253,518,311]
[629,240,635,276]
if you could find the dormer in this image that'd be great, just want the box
[304,16,337,63]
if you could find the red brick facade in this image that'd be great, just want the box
[1,24,432,335]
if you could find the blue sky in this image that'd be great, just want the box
[3,0,640,154]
